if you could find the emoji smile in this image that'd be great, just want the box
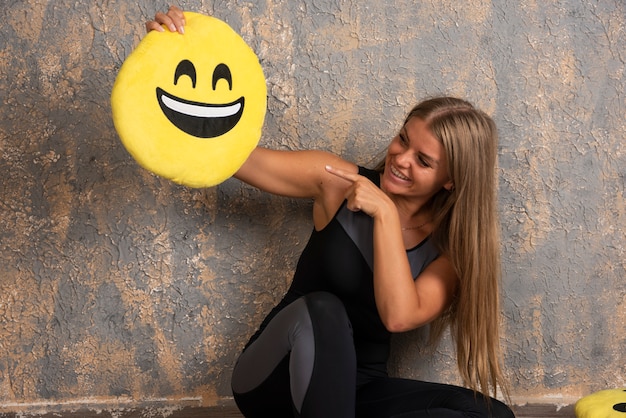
[156,87,244,138]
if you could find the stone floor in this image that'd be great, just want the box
[0,403,577,417]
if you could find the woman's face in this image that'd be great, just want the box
[381,117,453,202]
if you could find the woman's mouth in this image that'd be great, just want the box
[390,165,410,181]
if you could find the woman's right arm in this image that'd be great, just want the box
[234,147,353,199]
[235,147,358,229]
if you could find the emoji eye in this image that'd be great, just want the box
[174,59,197,88]
[212,63,232,90]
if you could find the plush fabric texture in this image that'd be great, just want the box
[111,12,266,188]
[575,388,626,418]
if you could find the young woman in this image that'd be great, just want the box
[149,7,515,418]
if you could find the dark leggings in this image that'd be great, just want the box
[231,292,515,418]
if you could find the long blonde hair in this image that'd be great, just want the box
[379,97,506,399]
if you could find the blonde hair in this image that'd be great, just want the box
[378,97,506,399]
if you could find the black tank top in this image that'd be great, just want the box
[248,166,439,384]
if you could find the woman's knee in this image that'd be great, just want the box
[304,291,350,323]
[302,291,353,349]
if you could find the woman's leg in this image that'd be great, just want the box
[355,378,515,418]
[232,297,313,417]
[231,292,357,418]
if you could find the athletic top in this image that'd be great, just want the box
[248,166,440,386]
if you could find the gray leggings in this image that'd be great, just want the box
[231,291,515,418]
[231,292,356,417]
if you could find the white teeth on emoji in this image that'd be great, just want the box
[160,93,242,118]
[156,86,246,138]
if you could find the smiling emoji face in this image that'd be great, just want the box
[576,389,626,418]
[111,12,266,188]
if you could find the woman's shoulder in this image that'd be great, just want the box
[357,166,381,186]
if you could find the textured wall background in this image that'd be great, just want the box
[1,0,624,414]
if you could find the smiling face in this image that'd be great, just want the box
[381,117,453,203]
[111,12,266,188]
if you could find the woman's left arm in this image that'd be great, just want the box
[326,165,457,333]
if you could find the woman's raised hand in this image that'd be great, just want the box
[145,5,186,34]
[325,165,393,219]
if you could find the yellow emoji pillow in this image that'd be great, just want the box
[575,388,626,418]
[111,12,266,188]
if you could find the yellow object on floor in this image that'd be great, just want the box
[575,388,626,418]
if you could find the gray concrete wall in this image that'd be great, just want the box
[1,0,624,413]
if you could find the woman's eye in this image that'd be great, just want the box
[418,157,430,167]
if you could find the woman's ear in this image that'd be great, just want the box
[444,180,454,192]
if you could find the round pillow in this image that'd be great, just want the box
[111,12,266,188]
[575,388,626,418]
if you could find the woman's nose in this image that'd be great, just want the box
[395,149,412,166]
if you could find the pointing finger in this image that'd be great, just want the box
[325,165,359,182]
